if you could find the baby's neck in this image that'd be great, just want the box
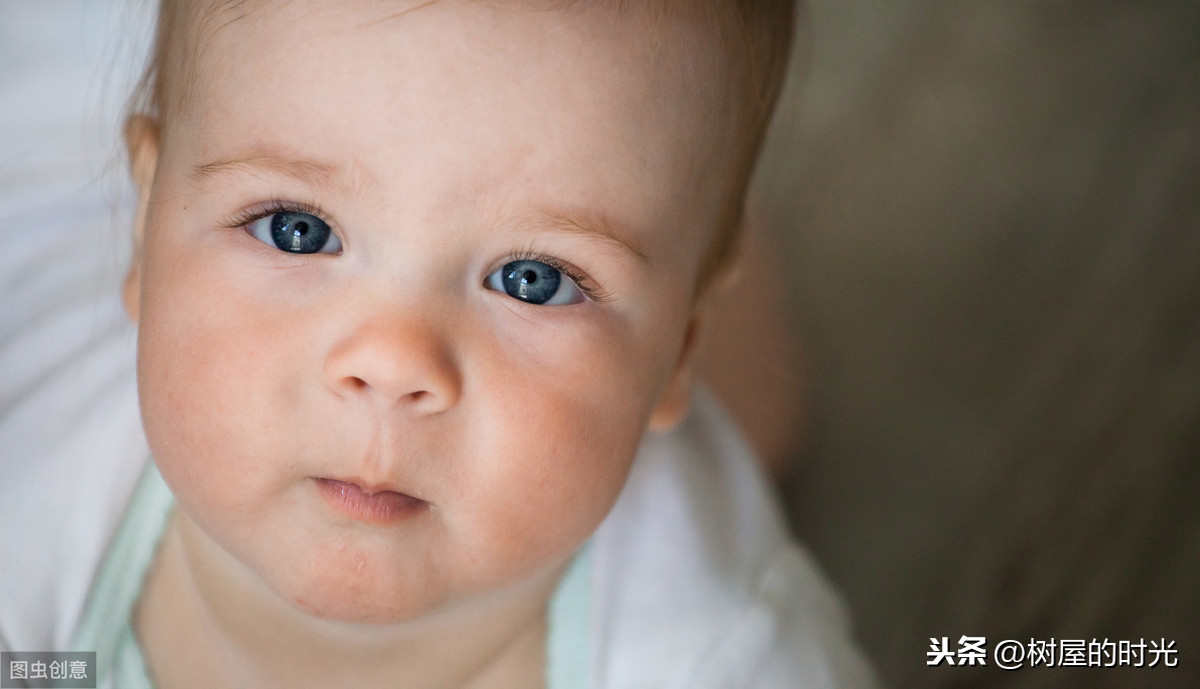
[135,510,558,689]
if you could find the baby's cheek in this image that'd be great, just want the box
[138,294,295,505]
[455,357,649,580]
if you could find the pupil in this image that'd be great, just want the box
[294,221,309,236]
[522,269,538,284]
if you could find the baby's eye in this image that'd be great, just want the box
[246,211,342,254]
[485,259,585,306]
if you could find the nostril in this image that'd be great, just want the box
[324,332,460,412]
[341,376,432,403]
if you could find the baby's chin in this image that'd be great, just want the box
[265,552,455,626]
[287,589,434,626]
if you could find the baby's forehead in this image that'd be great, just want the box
[158,0,746,269]
[164,0,741,116]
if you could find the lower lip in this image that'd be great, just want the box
[314,478,425,525]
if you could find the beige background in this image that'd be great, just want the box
[702,1,1199,687]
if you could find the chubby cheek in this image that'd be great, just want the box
[135,247,390,615]
[135,235,304,527]
[448,318,677,585]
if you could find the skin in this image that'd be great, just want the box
[122,0,744,685]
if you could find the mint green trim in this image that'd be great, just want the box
[69,460,171,688]
[547,542,593,689]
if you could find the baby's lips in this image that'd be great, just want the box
[314,477,427,524]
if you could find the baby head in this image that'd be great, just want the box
[121,0,794,624]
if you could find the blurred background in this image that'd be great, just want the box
[3,1,1197,687]
[702,1,1200,687]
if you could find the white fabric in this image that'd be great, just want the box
[0,0,153,656]
[590,393,878,688]
[0,3,877,686]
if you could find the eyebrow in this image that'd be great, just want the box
[189,151,345,189]
[541,208,650,264]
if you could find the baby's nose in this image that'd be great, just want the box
[322,315,461,414]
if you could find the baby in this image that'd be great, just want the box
[1,0,875,687]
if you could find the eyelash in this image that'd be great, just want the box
[219,199,338,237]
[500,250,613,303]
[218,201,612,302]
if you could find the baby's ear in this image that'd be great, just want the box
[648,315,702,432]
[122,114,160,323]
[647,214,749,431]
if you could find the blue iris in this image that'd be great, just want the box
[246,211,340,254]
[500,260,562,304]
[485,259,585,305]
[270,212,332,253]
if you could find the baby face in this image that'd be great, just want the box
[126,0,741,623]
